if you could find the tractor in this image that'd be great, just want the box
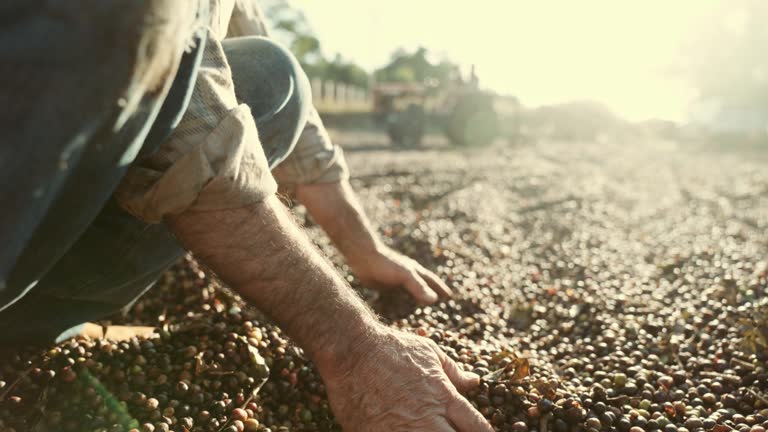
[372,73,500,148]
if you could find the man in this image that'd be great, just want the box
[0,1,494,430]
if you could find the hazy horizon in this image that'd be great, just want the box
[290,0,764,126]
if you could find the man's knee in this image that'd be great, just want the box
[222,36,312,167]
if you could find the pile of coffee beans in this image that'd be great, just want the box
[1,138,767,431]
[0,256,336,432]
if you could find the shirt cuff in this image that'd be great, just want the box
[116,104,277,223]
[271,110,349,194]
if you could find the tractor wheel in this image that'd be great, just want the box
[445,92,499,146]
[388,104,425,148]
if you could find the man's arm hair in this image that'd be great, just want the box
[166,195,381,373]
[295,180,382,271]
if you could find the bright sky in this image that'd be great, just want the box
[291,0,732,122]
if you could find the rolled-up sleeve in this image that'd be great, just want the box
[115,29,277,223]
[227,0,271,38]
[226,0,351,192]
[271,108,349,193]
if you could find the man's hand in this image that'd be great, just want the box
[296,180,451,304]
[167,196,493,431]
[351,245,452,304]
[318,325,493,432]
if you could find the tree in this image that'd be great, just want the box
[261,0,370,88]
[262,0,323,66]
[322,54,370,89]
[375,47,459,86]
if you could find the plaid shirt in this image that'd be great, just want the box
[116,0,348,223]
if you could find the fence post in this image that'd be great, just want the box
[309,79,370,107]
[323,80,335,104]
[338,83,348,104]
[311,78,323,102]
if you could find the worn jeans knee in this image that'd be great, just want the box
[223,36,312,169]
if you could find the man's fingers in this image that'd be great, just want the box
[417,267,453,298]
[436,348,481,393]
[403,271,439,304]
[447,395,495,432]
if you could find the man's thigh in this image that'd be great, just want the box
[36,200,185,306]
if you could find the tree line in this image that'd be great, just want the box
[262,0,462,90]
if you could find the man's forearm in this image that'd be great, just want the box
[295,179,452,303]
[295,180,382,270]
[167,192,492,431]
[166,195,381,373]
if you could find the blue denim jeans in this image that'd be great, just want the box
[0,23,311,343]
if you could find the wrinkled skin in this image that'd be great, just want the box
[353,246,453,305]
[319,327,494,432]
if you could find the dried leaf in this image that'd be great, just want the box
[240,336,270,389]
[509,357,531,383]
[194,352,209,375]
[483,368,507,383]
[483,355,531,384]
[491,348,518,364]
[531,379,559,400]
